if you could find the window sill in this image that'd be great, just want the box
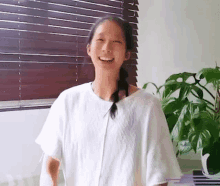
[0,99,56,112]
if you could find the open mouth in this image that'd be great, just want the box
[98,57,114,63]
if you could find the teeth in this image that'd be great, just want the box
[99,57,114,61]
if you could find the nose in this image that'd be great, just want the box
[102,41,112,53]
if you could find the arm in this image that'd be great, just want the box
[154,183,168,186]
[46,155,60,186]
[40,154,61,186]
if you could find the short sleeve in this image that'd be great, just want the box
[35,92,65,162]
[146,97,183,186]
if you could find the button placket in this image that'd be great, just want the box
[97,111,110,186]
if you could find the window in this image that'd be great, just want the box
[0,0,139,111]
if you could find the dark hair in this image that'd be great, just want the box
[86,15,134,119]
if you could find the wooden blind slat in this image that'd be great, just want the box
[21,75,78,86]
[0,72,19,87]
[0,15,137,37]
[1,0,122,13]
[0,11,135,28]
[123,10,138,18]
[0,21,19,30]
[123,3,138,11]
[20,55,85,63]
[0,0,139,104]
[124,16,138,24]
[0,86,20,101]
[0,26,137,42]
[0,56,138,65]
[34,0,122,9]
[0,12,94,31]
[20,39,81,55]
[0,3,121,19]
[0,62,19,101]
[0,54,20,61]
[0,37,19,53]
[0,62,19,69]
[0,37,138,57]
[16,64,137,101]
[21,76,78,85]
[0,20,91,36]
[0,3,138,23]
[0,0,123,8]
[21,62,78,69]
[20,84,73,99]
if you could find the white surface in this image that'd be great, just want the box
[0,109,49,183]
[35,81,182,186]
[137,0,220,161]
[1,0,220,182]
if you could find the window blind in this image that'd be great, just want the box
[0,0,139,111]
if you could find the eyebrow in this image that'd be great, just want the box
[97,32,121,38]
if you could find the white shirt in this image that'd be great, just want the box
[35,81,183,186]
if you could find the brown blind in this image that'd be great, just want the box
[0,0,139,109]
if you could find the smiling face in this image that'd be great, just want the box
[87,20,131,72]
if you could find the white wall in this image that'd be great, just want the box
[137,0,220,160]
[0,0,220,183]
[137,0,219,89]
[0,109,49,183]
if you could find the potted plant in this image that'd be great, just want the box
[143,63,220,178]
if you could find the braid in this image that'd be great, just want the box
[110,67,129,119]
[86,15,134,119]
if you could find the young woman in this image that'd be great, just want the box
[35,15,183,186]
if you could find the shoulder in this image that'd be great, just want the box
[128,84,140,94]
[129,85,163,113]
[129,84,159,102]
[52,82,90,108]
[58,82,90,100]
[62,82,89,95]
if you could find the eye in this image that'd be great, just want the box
[97,38,104,41]
[114,41,122,43]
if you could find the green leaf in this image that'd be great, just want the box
[196,67,220,85]
[188,130,199,153]
[200,111,219,142]
[187,111,219,153]
[192,115,202,129]
[179,84,192,101]
[202,136,220,155]
[165,113,179,133]
[200,130,212,148]
[178,140,193,155]
[188,102,200,118]
[212,80,220,89]
[162,87,172,99]
[161,72,195,99]
[161,97,176,109]
[181,122,191,140]
[166,72,195,82]
[171,105,188,142]
[163,99,183,114]
[193,99,209,110]
[191,85,204,99]
[142,82,159,91]
[159,80,181,98]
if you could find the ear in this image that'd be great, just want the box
[87,44,91,57]
[125,51,131,61]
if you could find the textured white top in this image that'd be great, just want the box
[35,81,183,186]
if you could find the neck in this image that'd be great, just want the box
[92,71,120,101]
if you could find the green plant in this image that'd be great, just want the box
[143,63,220,157]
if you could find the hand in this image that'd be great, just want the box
[154,182,168,186]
